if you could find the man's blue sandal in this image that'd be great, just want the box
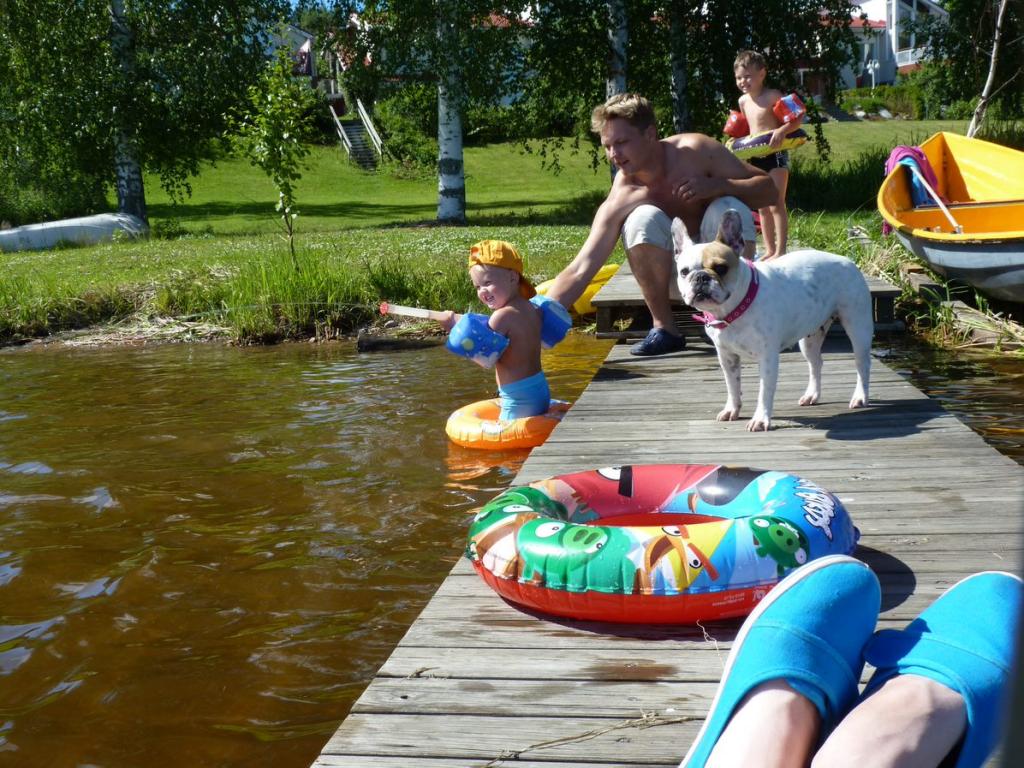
[862,570,1023,768]
[680,555,881,768]
[629,328,686,356]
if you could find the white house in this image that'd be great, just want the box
[267,24,317,79]
[837,0,949,89]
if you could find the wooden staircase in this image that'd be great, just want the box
[329,103,380,171]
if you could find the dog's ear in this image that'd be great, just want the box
[671,217,693,255]
[715,209,745,256]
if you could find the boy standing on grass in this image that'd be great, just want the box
[734,50,804,259]
[437,240,550,420]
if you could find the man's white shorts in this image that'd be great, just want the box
[621,197,756,252]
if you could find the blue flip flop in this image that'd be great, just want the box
[629,328,686,356]
[681,554,881,768]
[862,570,1024,768]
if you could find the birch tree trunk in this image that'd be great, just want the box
[436,1,466,224]
[669,6,689,134]
[108,0,148,223]
[606,0,628,99]
[967,0,1010,138]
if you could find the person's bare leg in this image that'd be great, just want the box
[627,242,681,333]
[759,206,777,260]
[706,680,820,768]
[769,167,790,256]
[811,675,966,768]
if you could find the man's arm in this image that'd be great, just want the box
[544,196,626,310]
[675,135,778,210]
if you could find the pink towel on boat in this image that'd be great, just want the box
[882,146,944,234]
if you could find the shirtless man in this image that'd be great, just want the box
[545,93,777,356]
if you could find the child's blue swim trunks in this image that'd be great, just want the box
[498,371,551,420]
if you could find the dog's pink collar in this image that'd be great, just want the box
[692,259,759,329]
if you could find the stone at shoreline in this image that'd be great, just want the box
[356,329,445,353]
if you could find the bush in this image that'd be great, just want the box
[0,164,109,227]
[943,99,977,120]
[837,84,923,118]
[306,89,343,145]
[374,84,439,174]
[899,63,973,119]
[464,104,520,145]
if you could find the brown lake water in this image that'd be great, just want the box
[0,335,612,767]
[0,333,1021,767]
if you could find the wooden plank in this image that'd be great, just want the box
[353,678,718,717]
[591,261,903,336]
[316,760,673,768]
[320,713,703,764]
[312,325,1022,768]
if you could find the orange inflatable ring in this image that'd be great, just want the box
[446,398,570,450]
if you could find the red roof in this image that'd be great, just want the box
[850,17,886,29]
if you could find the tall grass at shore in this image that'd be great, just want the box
[0,273,140,340]
[790,146,889,212]
[1,225,592,344]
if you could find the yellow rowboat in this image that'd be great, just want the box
[877,132,1024,302]
[535,262,620,316]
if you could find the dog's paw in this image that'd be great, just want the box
[799,391,820,406]
[849,393,869,409]
[716,406,740,422]
[747,414,772,431]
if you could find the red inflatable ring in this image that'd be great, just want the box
[466,464,860,624]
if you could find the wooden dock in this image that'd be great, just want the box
[591,261,903,341]
[314,336,1024,767]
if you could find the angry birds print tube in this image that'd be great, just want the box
[465,464,859,624]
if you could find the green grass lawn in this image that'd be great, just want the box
[144,141,612,236]
[139,119,968,238]
[810,119,967,159]
[0,119,974,343]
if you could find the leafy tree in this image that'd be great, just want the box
[232,49,320,267]
[911,0,1023,122]
[518,0,857,160]
[0,0,288,224]
[329,0,525,223]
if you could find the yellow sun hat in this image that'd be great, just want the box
[467,240,536,298]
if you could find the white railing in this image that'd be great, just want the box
[356,98,383,158]
[328,105,353,155]
[896,47,926,67]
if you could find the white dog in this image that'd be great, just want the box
[673,209,872,431]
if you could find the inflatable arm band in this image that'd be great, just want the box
[773,93,806,124]
[726,128,808,160]
[723,110,750,138]
[446,313,509,368]
[530,294,572,349]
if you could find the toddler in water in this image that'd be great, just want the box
[734,49,804,259]
[438,240,552,420]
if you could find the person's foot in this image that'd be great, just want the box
[629,328,685,356]
[681,555,881,768]
[859,570,1023,768]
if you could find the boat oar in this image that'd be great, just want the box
[379,301,450,322]
[903,161,964,234]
